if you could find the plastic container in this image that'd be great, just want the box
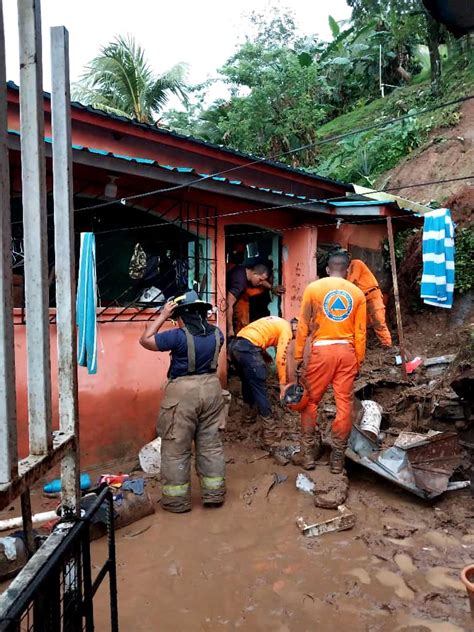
[461,563,474,619]
[359,400,383,441]
[0,534,29,581]
[139,438,162,474]
[99,474,129,486]
[43,473,91,494]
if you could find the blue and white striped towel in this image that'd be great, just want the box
[420,208,455,309]
[76,232,98,374]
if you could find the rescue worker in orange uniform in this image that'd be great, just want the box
[226,262,271,337]
[228,316,297,446]
[347,256,392,347]
[295,251,367,473]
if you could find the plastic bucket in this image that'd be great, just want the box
[461,564,474,618]
[360,400,383,441]
[139,438,162,474]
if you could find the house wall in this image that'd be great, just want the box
[317,222,387,251]
[14,311,228,467]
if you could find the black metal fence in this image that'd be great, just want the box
[0,487,118,632]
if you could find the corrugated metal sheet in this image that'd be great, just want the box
[7,128,321,203]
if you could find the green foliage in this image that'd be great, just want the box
[315,113,429,185]
[73,35,188,124]
[455,227,474,294]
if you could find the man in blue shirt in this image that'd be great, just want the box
[140,291,226,513]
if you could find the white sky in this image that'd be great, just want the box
[4,0,352,107]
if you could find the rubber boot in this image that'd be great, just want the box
[242,403,258,424]
[329,445,346,474]
[260,415,281,448]
[292,429,321,470]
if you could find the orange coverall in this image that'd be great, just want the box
[295,277,366,444]
[239,316,293,386]
[233,287,266,334]
[347,259,392,347]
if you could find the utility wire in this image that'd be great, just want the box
[80,94,474,213]
[92,174,474,236]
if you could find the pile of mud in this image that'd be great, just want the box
[224,376,300,446]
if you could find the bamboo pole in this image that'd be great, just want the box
[386,217,408,380]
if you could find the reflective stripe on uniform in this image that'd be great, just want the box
[200,476,225,490]
[162,483,190,497]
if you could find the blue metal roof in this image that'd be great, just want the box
[8,128,323,205]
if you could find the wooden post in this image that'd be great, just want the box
[386,217,408,380]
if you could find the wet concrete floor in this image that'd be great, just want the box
[91,444,474,631]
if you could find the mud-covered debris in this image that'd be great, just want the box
[347,426,464,499]
[296,505,355,537]
[296,473,315,494]
[383,524,419,539]
[313,470,349,509]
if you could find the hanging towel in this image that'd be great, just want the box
[77,233,98,374]
[420,208,455,309]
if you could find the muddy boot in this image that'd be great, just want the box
[329,446,346,474]
[260,416,281,448]
[292,430,320,470]
[242,403,258,424]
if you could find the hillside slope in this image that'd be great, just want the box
[312,57,474,204]
[378,96,474,205]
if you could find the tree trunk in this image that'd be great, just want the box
[425,14,442,95]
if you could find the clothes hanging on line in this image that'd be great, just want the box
[420,208,455,309]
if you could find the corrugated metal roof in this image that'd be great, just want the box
[7,128,320,204]
[6,80,351,192]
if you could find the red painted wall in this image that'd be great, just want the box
[14,311,227,467]
[282,226,318,318]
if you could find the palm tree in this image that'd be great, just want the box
[72,35,188,124]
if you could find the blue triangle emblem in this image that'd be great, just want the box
[331,296,346,310]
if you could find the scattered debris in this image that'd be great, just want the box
[270,444,300,466]
[122,478,145,495]
[266,473,288,497]
[43,472,91,494]
[347,426,466,499]
[296,473,315,494]
[296,505,355,537]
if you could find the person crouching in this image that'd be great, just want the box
[139,291,226,513]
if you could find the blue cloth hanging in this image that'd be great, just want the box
[420,208,455,309]
[76,232,98,373]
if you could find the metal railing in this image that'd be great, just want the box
[0,487,119,632]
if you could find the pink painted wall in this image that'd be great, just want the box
[282,226,318,319]
[14,311,226,468]
[317,222,388,251]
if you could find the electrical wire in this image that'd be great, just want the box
[79,94,474,213]
[91,173,474,237]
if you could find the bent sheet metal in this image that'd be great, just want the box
[346,426,467,499]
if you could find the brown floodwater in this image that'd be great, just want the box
[88,444,473,632]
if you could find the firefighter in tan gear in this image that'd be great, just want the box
[140,291,226,513]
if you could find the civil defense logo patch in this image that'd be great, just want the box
[323,289,353,322]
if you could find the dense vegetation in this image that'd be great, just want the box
[74,2,473,185]
[162,2,473,185]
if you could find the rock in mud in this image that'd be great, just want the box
[311,467,349,509]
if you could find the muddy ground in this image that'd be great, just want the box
[88,442,473,632]
[1,311,473,630]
